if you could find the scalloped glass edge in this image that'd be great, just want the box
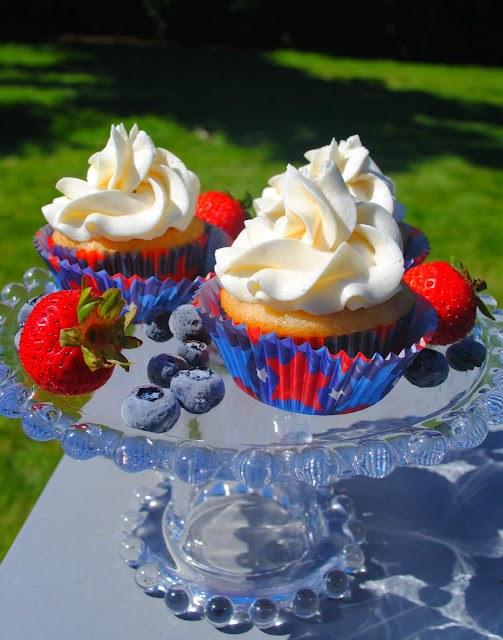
[1,267,502,488]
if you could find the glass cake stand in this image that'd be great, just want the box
[1,267,502,632]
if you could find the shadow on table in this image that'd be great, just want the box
[1,43,502,173]
[258,427,503,639]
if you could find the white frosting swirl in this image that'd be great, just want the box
[254,134,405,224]
[215,162,404,315]
[42,124,201,242]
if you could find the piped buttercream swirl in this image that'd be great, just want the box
[215,161,405,315]
[254,134,405,224]
[42,124,200,242]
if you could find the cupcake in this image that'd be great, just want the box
[35,124,229,320]
[196,161,437,415]
[254,135,429,268]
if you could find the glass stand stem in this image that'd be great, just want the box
[120,475,366,629]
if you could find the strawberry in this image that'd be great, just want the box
[403,260,494,346]
[195,191,250,240]
[19,283,142,396]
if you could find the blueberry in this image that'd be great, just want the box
[170,369,225,414]
[446,336,487,372]
[17,294,46,327]
[121,384,181,432]
[142,308,173,342]
[177,340,210,369]
[168,304,211,344]
[147,353,189,387]
[404,349,449,388]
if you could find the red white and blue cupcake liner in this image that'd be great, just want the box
[34,223,229,281]
[34,225,226,322]
[403,223,430,270]
[195,278,438,416]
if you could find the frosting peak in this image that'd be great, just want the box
[275,162,356,252]
[42,124,200,243]
[254,134,405,224]
[88,124,157,192]
[215,162,405,315]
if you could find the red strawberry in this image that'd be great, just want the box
[403,260,494,346]
[195,191,250,240]
[19,283,142,396]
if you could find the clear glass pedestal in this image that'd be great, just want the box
[119,475,365,628]
[1,267,503,631]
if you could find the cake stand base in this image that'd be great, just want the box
[119,477,366,630]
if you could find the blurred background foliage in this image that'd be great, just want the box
[1,0,501,65]
[0,0,501,559]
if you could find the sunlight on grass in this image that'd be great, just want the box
[265,50,503,106]
[0,86,78,106]
[0,43,69,67]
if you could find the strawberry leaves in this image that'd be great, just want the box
[60,281,142,373]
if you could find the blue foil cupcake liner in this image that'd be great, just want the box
[195,278,438,416]
[403,223,430,270]
[35,223,229,279]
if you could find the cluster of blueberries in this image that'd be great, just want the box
[121,304,225,433]
[404,336,486,388]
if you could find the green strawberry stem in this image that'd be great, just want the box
[60,281,142,373]
[224,189,252,218]
[476,296,495,321]
[450,257,495,321]
[238,190,253,216]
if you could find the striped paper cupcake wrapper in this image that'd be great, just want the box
[35,240,210,323]
[35,223,229,280]
[195,278,438,416]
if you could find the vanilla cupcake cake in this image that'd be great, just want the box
[35,124,229,320]
[196,160,437,415]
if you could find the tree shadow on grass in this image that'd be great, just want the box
[1,43,502,172]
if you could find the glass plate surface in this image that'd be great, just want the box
[1,267,501,488]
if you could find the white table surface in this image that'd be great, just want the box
[1,428,503,639]
[0,456,264,639]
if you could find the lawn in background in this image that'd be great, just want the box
[0,42,502,560]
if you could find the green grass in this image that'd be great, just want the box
[0,42,502,560]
